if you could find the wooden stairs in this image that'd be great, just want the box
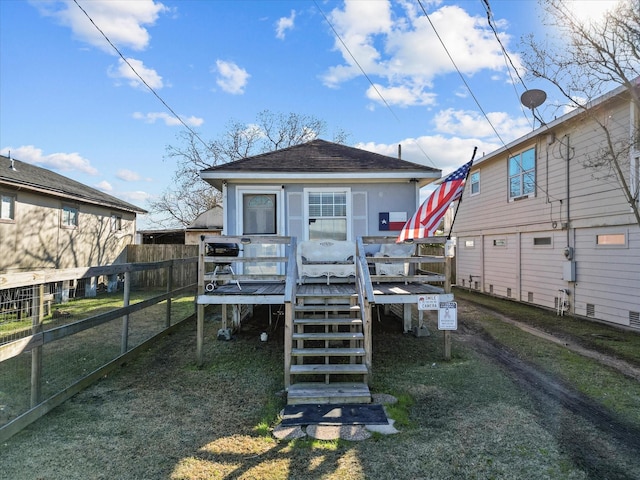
[286,288,371,405]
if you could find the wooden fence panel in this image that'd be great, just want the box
[125,245,198,289]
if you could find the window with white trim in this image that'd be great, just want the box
[62,205,78,228]
[110,214,122,232]
[596,233,626,246]
[307,190,348,240]
[1,193,15,221]
[508,147,536,199]
[469,171,480,196]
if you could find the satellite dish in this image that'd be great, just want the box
[520,89,547,109]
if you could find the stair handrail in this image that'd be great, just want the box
[283,236,297,389]
[355,237,375,377]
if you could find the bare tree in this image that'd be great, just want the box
[521,0,640,226]
[147,111,349,228]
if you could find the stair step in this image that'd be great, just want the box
[291,347,365,357]
[290,364,368,375]
[292,332,364,341]
[294,318,362,326]
[295,305,358,313]
[287,382,371,405]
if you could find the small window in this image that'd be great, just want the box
[469,171,480,196]
[111,214,122,232]
[508,147,536,200]
[596,233,626,246]
[493,239,507,247]
[465,239,475,248]
[62,205,78,228]
[533,236,552,246]
[1,193,15,221]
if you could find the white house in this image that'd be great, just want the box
[452,80,640,329]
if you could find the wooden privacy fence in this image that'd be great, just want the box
[0,257,197,442]
[125,244,198,289]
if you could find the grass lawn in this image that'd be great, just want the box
[1,296,640,479]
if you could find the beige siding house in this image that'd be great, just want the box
[0,155,146,273]
[452,81,640,329]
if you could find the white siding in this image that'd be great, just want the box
[453,93,640,328]
[483,234,518,299]
[572,226,640,326]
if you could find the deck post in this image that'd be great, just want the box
[284,302,292,389]
[196,236,206,367]
[444,254,452,360]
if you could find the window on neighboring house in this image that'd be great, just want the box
[111,214,122,232]
[469,171,480,196]
[596,233,626,246]
[508,147,536,199]
[1,194,15,221]
[533,236,552,246]
[464,239,475,248]
[62,205,78,228]
[632,154,639,204]
[308,190,348,240]
[493,239,507,247]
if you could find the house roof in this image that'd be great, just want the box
[0,155,147,214]
[200,139,441,189]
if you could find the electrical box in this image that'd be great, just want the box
[563,261,576,282]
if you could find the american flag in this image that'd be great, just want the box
[396,160,473,242]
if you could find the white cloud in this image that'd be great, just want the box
[276,10,296,40]
[433,108,531,140]
[322,1,518,107]
[116,169,141,182]
[120,190,152,203]
[132,111,204,127]
[96,180,113,191]
[214,60,250,95]
[366,83,437,107]
[32,0,168,53]
[109,57,163,90]
[1,145,98,175]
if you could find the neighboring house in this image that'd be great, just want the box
[0,155,146,273]
[200,139,441,267]
[185,205,224,244]
[452,81,640,330]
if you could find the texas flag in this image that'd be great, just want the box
[379,211,407,231]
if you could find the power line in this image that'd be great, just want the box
[313,0,436,167]
[72,0,211,153]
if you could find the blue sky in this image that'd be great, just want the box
[0,0,617,228]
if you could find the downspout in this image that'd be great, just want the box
[222,181,228,235]
[566,135,571,248]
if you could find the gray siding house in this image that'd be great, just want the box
[452,81,640,329]
[0,155,146,273]
[200,139,441,270]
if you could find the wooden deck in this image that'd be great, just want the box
[198,280,445,305]
[195,235,453,404]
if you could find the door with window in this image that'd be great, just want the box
[237,189,282,275]
[305,188,351,241]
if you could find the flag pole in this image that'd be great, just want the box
[446,146,477,240]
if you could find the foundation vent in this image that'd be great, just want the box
[586,303,595,317]
[630,311,640,329]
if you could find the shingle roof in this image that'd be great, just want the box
[0,155,147,213]
[201,139,440,174]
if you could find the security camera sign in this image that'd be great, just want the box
[438,302,458,330]
[418,293,454,311]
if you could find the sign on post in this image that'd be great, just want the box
[438,301,457,330]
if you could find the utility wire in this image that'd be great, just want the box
[416,0,559,201]
[72,0,211,153]
[481,0,534,129]
[313,0,436,167]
